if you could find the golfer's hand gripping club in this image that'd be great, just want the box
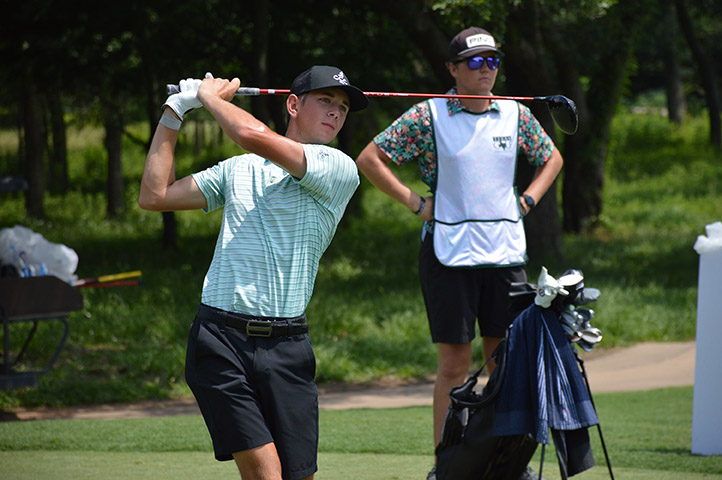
[166,84,277,97]
[162,72,214,121]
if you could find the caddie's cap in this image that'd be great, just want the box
[448,27,504,59]
[290,65,368,112]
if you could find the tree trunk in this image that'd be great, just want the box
[372,0,449,91]
[675,0,721,149]
[517,161,564,264]
[162,211,178,250]
[146,69,160,148]
[553,2,641,232]
[104,110,124,218]
[22,78,45,219]
[664,0,686,123]
[144,68,179,250]
[503,1,564,262]
[47,90,69,194]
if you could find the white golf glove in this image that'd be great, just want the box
[162,72,214,121]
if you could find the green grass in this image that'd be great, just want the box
[1,387,721,478]
[0,111,721,408]
[2,452,720,480]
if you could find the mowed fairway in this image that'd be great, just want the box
[2,387,722,479]
[2,451,721,479]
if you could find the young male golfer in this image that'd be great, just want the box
[139,66,368,480]
[356,27,562,480]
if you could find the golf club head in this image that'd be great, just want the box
[571,287,601,307]
[560,309,581,329]
[558,271,584,288]
[560,321,581,341]
[546,95,578,135]
[553,269,584,310]
[580,327,603,344]
[575,308,596,327]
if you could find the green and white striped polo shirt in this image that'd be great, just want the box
[191,143,359,318]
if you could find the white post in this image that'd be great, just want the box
[692,222,722,455]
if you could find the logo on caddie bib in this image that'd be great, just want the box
[493,135,512,151]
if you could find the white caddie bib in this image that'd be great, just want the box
[429,98,526,267]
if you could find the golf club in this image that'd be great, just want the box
[165,84,579,135]
[72,270,142,287]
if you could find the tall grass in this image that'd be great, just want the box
[0,112,720,408]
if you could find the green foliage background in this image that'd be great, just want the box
[0,110,721,409]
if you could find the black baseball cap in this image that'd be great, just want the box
[290,66,368,112]
[448,27,504,60]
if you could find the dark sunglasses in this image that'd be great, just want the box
[456,56,501,70]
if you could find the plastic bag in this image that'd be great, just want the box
[0,225,78,283]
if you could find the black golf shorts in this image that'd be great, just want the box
[185,305,318,480]
[418,233,528,343]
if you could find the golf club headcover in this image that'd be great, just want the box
[534,267,569,308]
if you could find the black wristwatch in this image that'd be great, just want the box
[522,194,535,209]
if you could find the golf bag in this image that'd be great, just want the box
[435,268,615,480]
[435,330,538,480]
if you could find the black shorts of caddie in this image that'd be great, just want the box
[185,303,318,480]
[418,233,528,343]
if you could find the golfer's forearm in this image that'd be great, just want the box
[357,143,421,212]
[139,124,178,210]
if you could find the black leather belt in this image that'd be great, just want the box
[197,304,308,337]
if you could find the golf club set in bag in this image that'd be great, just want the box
[434,268,615,480]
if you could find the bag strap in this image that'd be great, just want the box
[448,328,511,409]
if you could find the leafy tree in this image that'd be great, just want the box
[486,0,654,233]
[2,1,73,217]
[3,0,717,242]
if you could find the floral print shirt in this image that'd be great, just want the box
[373,87,556,233]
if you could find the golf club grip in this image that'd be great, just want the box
[165,85,263,96]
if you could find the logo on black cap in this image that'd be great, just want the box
[291,66,368,112]
[333,72,350,86]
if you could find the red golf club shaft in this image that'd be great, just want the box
[167,85,536,102]
[164,84,578,134]
[368,91,539,101]
[246,88,536,102]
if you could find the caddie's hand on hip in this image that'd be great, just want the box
[162,72,214,121]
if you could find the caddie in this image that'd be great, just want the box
[356,26,563,480]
